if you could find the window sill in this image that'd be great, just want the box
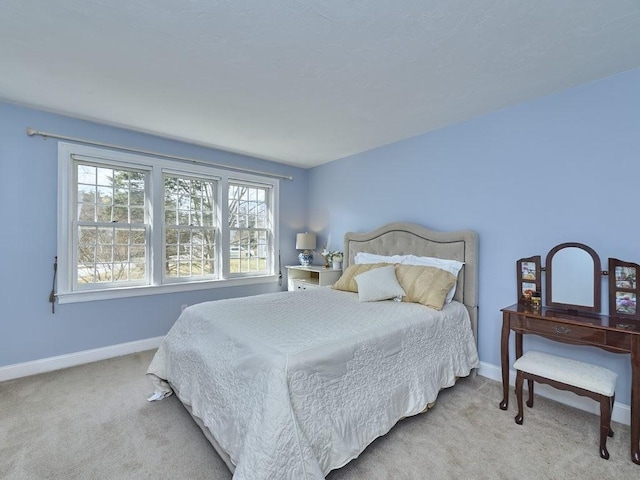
[56,275,280,304]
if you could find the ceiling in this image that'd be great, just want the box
[2,1,640,168]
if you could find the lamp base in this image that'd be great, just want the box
[298,252,313,266]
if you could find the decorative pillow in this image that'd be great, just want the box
[354,265,405,302]
[400,255,464,304]
[394,264,457,310]
[332,263,389,292]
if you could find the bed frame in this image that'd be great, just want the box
[343,222,478,342]
[179,222,479,474]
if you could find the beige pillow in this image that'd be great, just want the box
[394,264,457,310]
[332,263,390,292]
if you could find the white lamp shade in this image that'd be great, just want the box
[296,232,316,250]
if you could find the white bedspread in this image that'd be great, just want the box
[147,288,479,479]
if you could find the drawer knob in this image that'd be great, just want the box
[554,325,571,335]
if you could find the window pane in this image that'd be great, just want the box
[130,207,144,224]
[78,245,96,264]
[77,184,96,204]
[178,210,190,226]
[96,168,113,187]
[78,165,96,184]
[96,205,112,222]
[114,245,129,262]
[79,226,97,244]
[113,206,129,222]
[114,188,129,206]
[165,209,176,225]
[130,245,145,262]
[129,263,146,280]
[78,204,96,222]
[131,229,146,245]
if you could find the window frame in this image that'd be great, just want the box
[57,142,279,304]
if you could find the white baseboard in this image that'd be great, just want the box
[0,336,163,383]
[478,361,631,426]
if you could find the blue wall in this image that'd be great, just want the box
[0,102,308,366]
[3,67,639,402]
[307,67,640,402]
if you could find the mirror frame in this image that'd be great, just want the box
[545,242,601,314]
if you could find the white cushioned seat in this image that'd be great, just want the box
[513,351,617,397]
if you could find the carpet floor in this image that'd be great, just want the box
[0,350,637,479]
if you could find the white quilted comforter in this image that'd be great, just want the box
[147,288,479,479]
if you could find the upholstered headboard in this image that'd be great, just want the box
[343,222,479,341]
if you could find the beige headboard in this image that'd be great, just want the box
[343,222,479,341]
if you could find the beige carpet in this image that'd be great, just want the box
[0,350,637,479]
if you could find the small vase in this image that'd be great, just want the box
[298,252,313,266]
[332,260,342,270]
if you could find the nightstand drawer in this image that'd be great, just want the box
[291,279,320,291]
[513,316,606,344]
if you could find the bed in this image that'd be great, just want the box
[147,222,479,479]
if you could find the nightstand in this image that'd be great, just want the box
[286,265,342,291]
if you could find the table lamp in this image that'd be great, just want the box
[296,232,316,266]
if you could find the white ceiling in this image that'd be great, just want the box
[2,1,640,168]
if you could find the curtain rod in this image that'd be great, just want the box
[25,127,294,181]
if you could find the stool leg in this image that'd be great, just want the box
[599,395,611,460]
[608,394,615,438]
[526,378,534,408]
[515,371,524,425]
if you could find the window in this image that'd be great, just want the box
[75,163,149,288]
[228,182,271,275]
[163,173,217,281]
[57,143,279,303]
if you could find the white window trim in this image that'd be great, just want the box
[57,142,279,304]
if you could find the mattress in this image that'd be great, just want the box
[147,287,479,479]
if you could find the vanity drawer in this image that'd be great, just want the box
[513,316,605,344]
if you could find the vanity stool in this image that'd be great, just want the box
[513,350,617,460]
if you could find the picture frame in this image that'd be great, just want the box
[609,258,640,320]
[517,255,541,305]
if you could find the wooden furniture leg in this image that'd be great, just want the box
[515,370,524,425]
[500,311,510,410]
[599,395,612,460]
[527,379,534,408]
[632,336,640,464]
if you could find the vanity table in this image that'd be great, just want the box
[503,242,640,463]
[499,303,640,463]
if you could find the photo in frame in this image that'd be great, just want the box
[517,255,541,304]
[609,258,640,320]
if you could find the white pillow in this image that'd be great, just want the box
[354,252,408,265]
[354,265,405,303]
[401,255,464,303]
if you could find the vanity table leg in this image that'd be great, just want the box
[631,336,640,464]
[500,311,511,410]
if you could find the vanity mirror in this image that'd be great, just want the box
[516,244,639,319]
[545,242,601,314]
